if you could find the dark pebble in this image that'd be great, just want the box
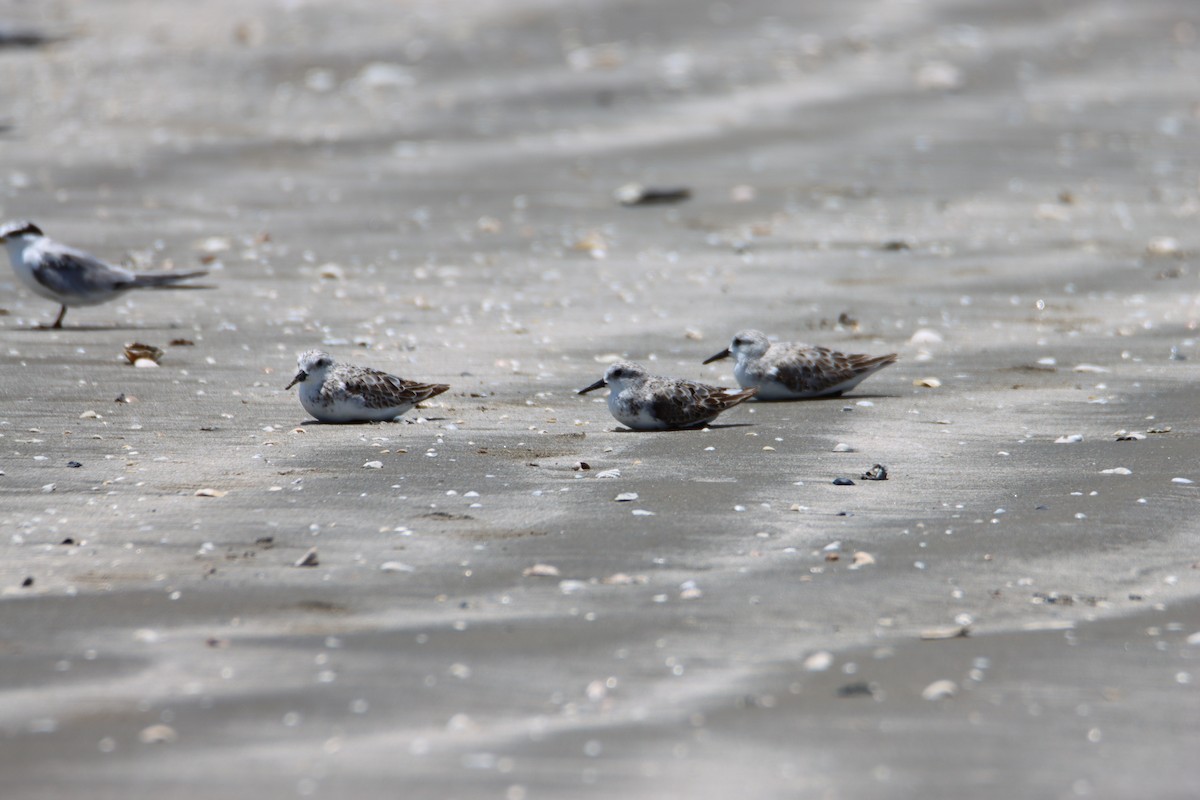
[832,477,855,486]
[60,537,75,546]
[619,186,692,206]
[836,681,875,698]
[836,511,854,517]
[1035,504,1049,511]
[66,461,82,468]
[21,576,34,588]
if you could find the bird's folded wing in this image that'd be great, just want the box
[32,249,129,296]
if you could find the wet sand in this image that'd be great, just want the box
[2,0,1199,797]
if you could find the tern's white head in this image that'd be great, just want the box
[286,350,334,390]
[0,220,44,246]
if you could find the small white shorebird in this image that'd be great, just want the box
[579,361,758,431]
[285,350,450,423]
[704,329,897,400]
[0,220,208,328]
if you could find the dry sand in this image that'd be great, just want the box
[1,0,1199,797]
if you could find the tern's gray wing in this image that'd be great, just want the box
[31,247,136,298]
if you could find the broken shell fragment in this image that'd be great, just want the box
[860,464,888,481]
[921,679,959,700]
[123,342,164,365]
[295,547,319,567]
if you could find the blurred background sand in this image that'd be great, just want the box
[1,1,1199,797]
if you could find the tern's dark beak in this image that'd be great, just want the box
[702,347,731,365]
[285,370,307,390]
[578,378,607,395]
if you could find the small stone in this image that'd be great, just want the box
[79,410,101,419]
[832,477,855,486]
[595,468,621,479]
[920,626,970,641]
[194,488,227,497]
[363,461,384,469]
[913,377,942,388]
[21,576,34,588]
[66,461,82,468]
[1055,434,1084,444]
[1100,467,1132,475]
[614,492,639,502]
[832,442,855,452]
[380,561,415,573]
[921,679,959,701]
[138,724,178,744]
[133,358,159,369]
[915,60,964,91]
[295,548,319,568]
[601,573,647,585]
[523,563,561,578]
[909,328,943,345]
[318,263,345,280]
[803,651,834,672]
[1146,236,1180,256]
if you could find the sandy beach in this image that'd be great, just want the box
[2,0,1199,797]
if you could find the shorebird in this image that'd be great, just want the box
[579,361,757,431]
[704,329,897,399]
[0,220,208,328]
[285,350,450,423]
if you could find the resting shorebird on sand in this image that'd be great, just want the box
[579,361,757,431]
[285,350,450,423]
[704,329,897,400]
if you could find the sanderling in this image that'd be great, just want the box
[285,350,450,423]
[704,329,897,400]
[0,220,209,328]
[578,361,758,431]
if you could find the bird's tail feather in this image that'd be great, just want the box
[128,270,210,289]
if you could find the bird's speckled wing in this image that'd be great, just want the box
[649,378,757,427]
[771,346,896,395]
[30,248,133,298]
[332,365,449,409]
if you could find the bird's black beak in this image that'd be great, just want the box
[578,378,607,395]
[702,347,731,364]
[285,370,307,390]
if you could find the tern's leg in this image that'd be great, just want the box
[51,305,67,328]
